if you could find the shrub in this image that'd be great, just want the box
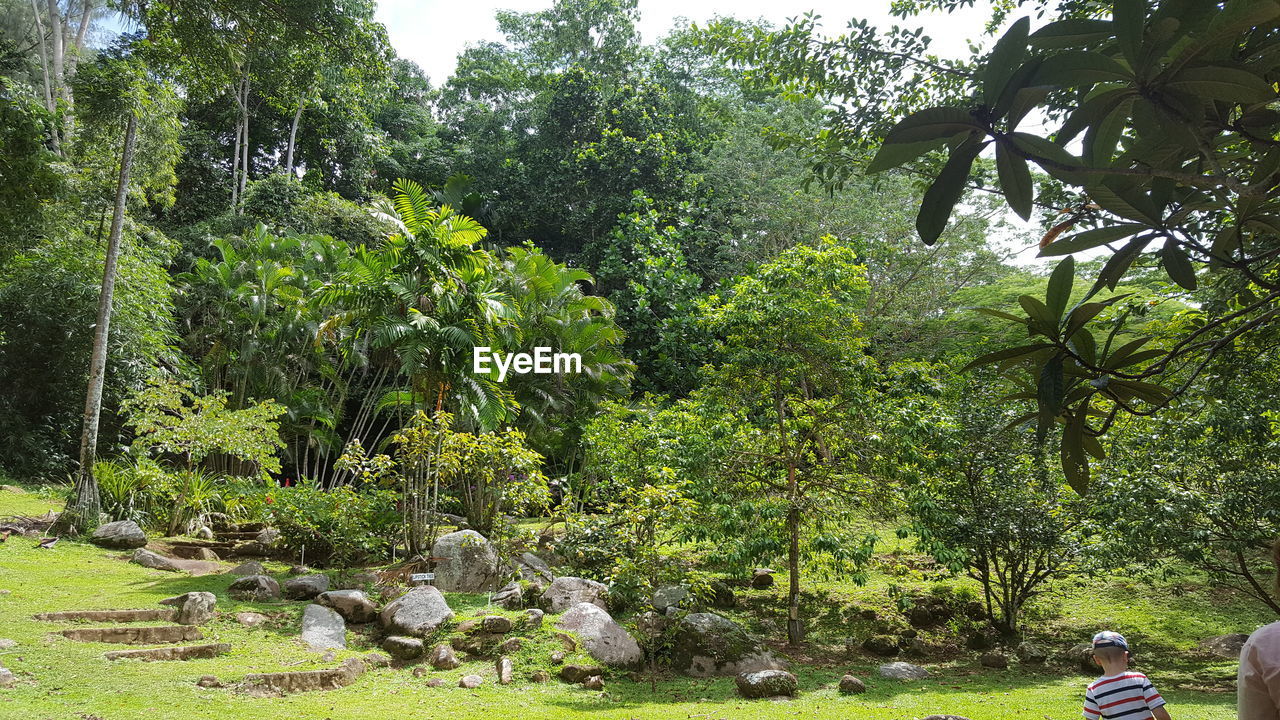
[264,480,399,568]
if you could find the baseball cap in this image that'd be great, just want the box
[1092,631,1130,651]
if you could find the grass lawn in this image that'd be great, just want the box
[0,487,1260,719]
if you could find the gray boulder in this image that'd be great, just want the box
[980,651,1009,669]
[431,530,500,592]
[91,520,148,549]
[1016,642,1047,664]
[228,574,281,602]
[671,612,785,677]
[283,574,330,600]
[652,585,690,613]
[382,636,425,661]
[543,576,608,613]
[159,591,217,625]
[879,662,929,680]
[458,674,483,689]
[380,586,455,636]
[524,608,545,629]
[228,560,266,576]
[428,643,461,669]
[514,552,555,589]
[494,582,523,609]
[555,602,642,667]
[301,604,346,649]
[839,674,866,694]
[735,669,797,698]
[1199,633,1250,658]
[0,667,14,688]
[317,589,378,624]
[131,548,180,572]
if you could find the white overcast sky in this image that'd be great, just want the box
[376,0,998,87]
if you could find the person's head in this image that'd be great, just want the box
[1092,630,1131,670]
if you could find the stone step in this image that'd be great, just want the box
[104,642,230,661]
[217,532,259,541]
[239,658,366,696]
[36,609,177,623]
[171,539,236,551]
[60,625,204,644]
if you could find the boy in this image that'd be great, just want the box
[1082,631,1171,720]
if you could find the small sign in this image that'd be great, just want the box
[410,572,435,582]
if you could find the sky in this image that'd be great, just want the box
[375,0,998,87]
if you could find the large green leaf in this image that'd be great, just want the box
[1046,257,1076,322]
[916,138,985,245]
[867,137,949,173]
[1062,411,1091,494]
[1032,51,1131,86]
[1037,355,1065,441]
[1160,242,1198,290]
[996,140,1034,220]
[1167,66,1277,103]
[1113,0,1145,66]
[1041,224,1142,256]
[961,342,1057,372]
[881,107,982,145]
[1009,132,1086,182]
[1028,19,1115,49]
[1019,295,1059,337]
[984,17,1030,108]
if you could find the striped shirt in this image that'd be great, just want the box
[1083,671,1165,719]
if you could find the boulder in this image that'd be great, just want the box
[428,643,461,669]
[459,674,483,689]
[228,561,266,576]
[256,528,281,546]
[0,640,15,650]
[710,581,736,609]
[980,651,1009,669]
[1199,633,1250,659]
[651,585,690,613]
[228,575,281,602]
[543,576,608,613]
[364,653,391,668]
[555,602,642,667]
[670,612,785,677]
[91,520,148,549]
[195,526,215,540]
[493,582,523,609]
[431,530,500,592]
[530,670,550,683]
[735,669,797,698]
[382,636,424,661]
[380,586,454,636]
[0,484,24,493]
[500,637,523,654]
[559,664,603,683]
[583,675,604,690]
[751,569,775,589]
[196,675,222,688]
[838,674,866,694]
[497,656,514,685]
[524,608,545,629]
[514,552,555,588]
[300,604,346,649]
[284,574,330,601]
[131,548,180,572]
[316,590,377,624]
[159,591,217,625]
[1016,642,1047,664]
[908,606,935,628]
[1067,643,1099,673]
[482,615,513,634]
[236,612,268,627]
[878,662,929,681]
[862,635,901,657]
[0,667,16,687]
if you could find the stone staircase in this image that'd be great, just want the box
[36,592,230,663]
[170,522,274,561]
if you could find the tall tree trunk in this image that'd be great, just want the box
[46,0,64,104]
[285,92,306,177]
[60,114,137,535]
[238,73,250,210]
[786,461,802,646]
[29,0,59,154]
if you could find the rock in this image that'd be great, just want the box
[751,568,775,589]
[0,484,24,493]
[380,586,454,636]
[425,678,443,687]
[530,670,550,683]
[172,546,220,561]
[583,675,604,690]
[838,674,866,694]
[524,608,545,629]
[980,651,1009,669]
[0,640,15,649]
[543,576,609,613]
[411,666,429,678]
[862,635,901,657]
[316,589,377,624]
[131,548,180,572]
[559,664,603,683]
[652,585,690,613]
[195,526,215,540]
[240,658,365,696]
[904,637,928,658]
[555,602,642,667]
[555,631,577,651]
[494,582,523,609]
[228,575,281,602]
[514,552,555,588]
[671,612,785,677]
[158,591,217,625]
[428,643,461,669]
[1016,642,1047,664]
[1067,643,1099,673]
[431,530,500,592]
[301,604,346,649]
[1199,633,1250,658]
[256,528,281,546]
[499,637,523,654]
[735,669,797,698]
[284,574,330,601]
[458,674,483,689]
[482,615,513,634]
[228,561,266,576]
[455,619,480,634]
[91,520,148,549]
[878,662,929,680]
[364,653,391,668]
[908,606,935,628]
[710,581,736,609]
[0,668,14,687]
[237,612,268,627]
[550,650,566,665]
[497,656,514,684]
[196,675,222,688]
[382,636,425,661]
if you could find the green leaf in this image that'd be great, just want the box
[1108,348,1165,370]
[975,307,1029,324]
[916,138,985,245]
[961,342,1057,372]
[1084,97,1133,165]
[1064,301,1109,340]
[1046,257,1076,322]
[1005,85,1052,130]
[1160,242,1198,290]
[1166,66,1277,103]
[867,137,949,173]
[1069,326,1098,366]
[1087,182,1161,223]
[1041,224,1141,256]
[1062,411,1090,493]
[1037,355,1065,441]
[1031,51,1131,86]
[1113,0,1145,66]
[1008,132,1086,182]
[1103,336,1152,369]
[1019,295,1058,337]
[1094,235,1151,291]
[984,17,1030,108]
[881,106,982,145]
[996,140,1034,220]
[1028,19,1115,49]
[1058,87,1131,145]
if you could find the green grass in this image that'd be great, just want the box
[0,487,1257,719]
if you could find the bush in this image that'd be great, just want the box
[264,480,399,568]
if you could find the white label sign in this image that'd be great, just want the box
[410,573,435,581]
